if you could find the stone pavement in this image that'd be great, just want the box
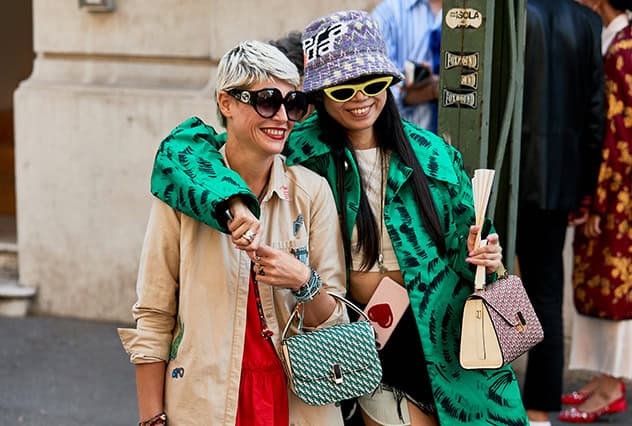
[1,315,630,426]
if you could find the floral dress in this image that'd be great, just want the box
[573,25,632,320]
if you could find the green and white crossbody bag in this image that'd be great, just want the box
[280,292,382,406]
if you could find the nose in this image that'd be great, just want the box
[351,89,368,101]
[272,102,289,122]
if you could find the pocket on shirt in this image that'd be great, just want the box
[271,238,309,264]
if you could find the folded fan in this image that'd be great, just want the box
[471,169,495,289]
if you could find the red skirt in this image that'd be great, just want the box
[236,275,289,426]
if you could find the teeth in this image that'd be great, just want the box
[262,128,285,136]
[349,106,370,115]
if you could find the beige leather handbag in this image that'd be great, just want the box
[459,265,544,369]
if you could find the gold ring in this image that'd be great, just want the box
[258,266,265,276]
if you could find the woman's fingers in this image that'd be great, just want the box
[584,215,601,238]
[230,219,262,250]
[226,197,262,249]
[249,244,308,290]
[467,233,503,273]
[466,225,481,252]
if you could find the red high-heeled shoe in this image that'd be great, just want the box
[561,391,591,405]
[558,394,627,423]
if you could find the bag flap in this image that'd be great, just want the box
[470,275,531,326]
[282,320,379,382]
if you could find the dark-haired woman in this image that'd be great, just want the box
[150,10,527,426]
[560,0,632,422]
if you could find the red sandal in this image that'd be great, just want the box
[558,394,627,423]
[561,391,592,405]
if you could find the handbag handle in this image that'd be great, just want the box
[475,262,509,292]
[281,292,370,340]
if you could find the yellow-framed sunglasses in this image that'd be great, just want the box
[323,76,394,103]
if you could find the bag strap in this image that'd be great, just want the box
[474,262,509,292]
[496,263,507,278]
[281,292,369,341]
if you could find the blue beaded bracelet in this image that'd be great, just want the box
[292,268,322,303]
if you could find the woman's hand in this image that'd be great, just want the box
[569,210,589,226]
[466,225,503,274]
[248,244,311,290]
[226,196,262,250]
[583,214,602,238]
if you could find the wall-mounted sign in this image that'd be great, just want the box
[445,8,483,29]
[445,51,479,70]
[78,0,115,12]
[443,89,477,108]
[461,73,478,89]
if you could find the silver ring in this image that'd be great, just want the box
[255,255,261,262]
[242,230,256,243]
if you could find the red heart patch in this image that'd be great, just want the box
[368,303,393,328]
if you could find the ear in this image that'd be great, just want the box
[217,91,235,120]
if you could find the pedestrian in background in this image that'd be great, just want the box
[560,0,632,422]
[372,0,442,132]
[269,30,315,121]
[517,0,605,424]
[269,30,304,76]
[118,40,347,425]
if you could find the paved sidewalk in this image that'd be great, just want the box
[0,316,136,426]
[1,315,630,425]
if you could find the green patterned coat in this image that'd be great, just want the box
[151,115,528,425]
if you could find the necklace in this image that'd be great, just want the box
[256,177,269,203]
[378,151,386,274]
[252,178,271,339]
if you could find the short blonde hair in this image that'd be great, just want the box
[216,40,301,126]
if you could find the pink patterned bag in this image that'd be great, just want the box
[459,273,544,369]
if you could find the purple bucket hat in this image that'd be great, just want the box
[301,10,403,94]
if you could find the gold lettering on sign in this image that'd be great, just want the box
[445,8,483,29]
[461,73,478,89]
[445,51,479,70]
[443,90,477,108]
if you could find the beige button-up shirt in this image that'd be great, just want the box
[119,154,347,425]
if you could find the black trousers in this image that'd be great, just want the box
[516,208,568,412]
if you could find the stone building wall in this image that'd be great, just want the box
[14,0,378,321]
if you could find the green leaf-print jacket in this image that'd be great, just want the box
[151,114,528,425]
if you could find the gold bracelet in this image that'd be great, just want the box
[139,412,167,426]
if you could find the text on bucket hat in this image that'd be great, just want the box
[301,10,403,94]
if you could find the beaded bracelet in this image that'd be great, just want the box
[292,268,322,303]
[139,412,167,426]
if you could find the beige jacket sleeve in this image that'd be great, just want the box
[306,176,348,329]
[118,198,180,364]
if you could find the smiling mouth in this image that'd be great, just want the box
[348,105,371,116]
[261,128,286,138]
[261,129,285,138]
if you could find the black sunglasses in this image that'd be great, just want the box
[227,88,309,122]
